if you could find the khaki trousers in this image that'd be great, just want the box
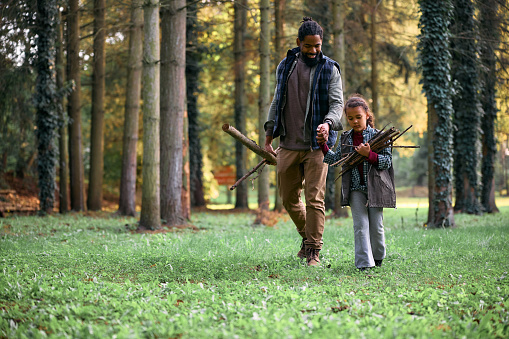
[277,148,328,250]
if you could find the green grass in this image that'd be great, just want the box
[1,199,508,338]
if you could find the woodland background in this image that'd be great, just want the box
[0,0,508,227]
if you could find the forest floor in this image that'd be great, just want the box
[0,173,121,217]
[1,203,508,338]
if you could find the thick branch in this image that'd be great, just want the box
[222,123,277,164]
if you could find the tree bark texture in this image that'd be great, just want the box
[160,0,187,226]
[274,0,286,59]
[88,0,106,211]
[257,0,271,214]
[331,0,348,218]
[182,110,191,220]
[186,0,206,207]
[234,0,248,209]
[56,10,69,213]
[139,0,161,229]
[370,0,378,116]
[119,0,143,217]
[427,103,436,224]
[479,0,500,213]
[67,0,85,211]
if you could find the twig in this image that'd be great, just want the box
[230,160,267,191]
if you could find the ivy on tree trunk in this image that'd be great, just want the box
[418,0,455,228]
[451,0,482,215]
[35,0,59,214]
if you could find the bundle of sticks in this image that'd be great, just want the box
[331,124,418,181]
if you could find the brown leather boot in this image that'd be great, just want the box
[297,238,307,259]
[306,247,320,266]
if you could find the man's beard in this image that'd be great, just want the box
[302,53,320,67]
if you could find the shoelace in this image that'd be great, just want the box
[307,248,319,261]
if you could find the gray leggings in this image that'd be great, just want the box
[350,190,386,268]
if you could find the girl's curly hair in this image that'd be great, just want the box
[344,94,375,128]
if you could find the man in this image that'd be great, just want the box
[264,17,344,266]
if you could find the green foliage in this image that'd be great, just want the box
[417,0,455,226]
[1,203,508,338]
[35,0,60,213]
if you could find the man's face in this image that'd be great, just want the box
[296,35,322,60]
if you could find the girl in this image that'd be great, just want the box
[317,94,395,270]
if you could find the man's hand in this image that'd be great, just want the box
[316,124,329,145]
[264,135,277,165]
[355,143,370,157]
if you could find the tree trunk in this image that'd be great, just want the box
[56,9,68,213]
[331,0,348,218]
[273,0,285,212]
[234,0,248,209]
[257,0,271,216]
[88,0,106,211]
[35,0,58,214]
[274,0,286,59]
[160,0,187,226]
[119,0,143,217]
[418,0,455,228]
[67,0,85,211]
[451,0,482,215]
[427,103,436,224]
[186,0,206,207]
[182,110,191,219]
[139,0,161,230]
[370,0,378,116]
[479,0,500,213]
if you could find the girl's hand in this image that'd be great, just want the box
[355,143,370,157]
[316,126,328,145]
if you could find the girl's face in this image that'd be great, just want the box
[346,106,368,132]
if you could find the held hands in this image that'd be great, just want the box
[355,143,370,157]
[316,123,329,145]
